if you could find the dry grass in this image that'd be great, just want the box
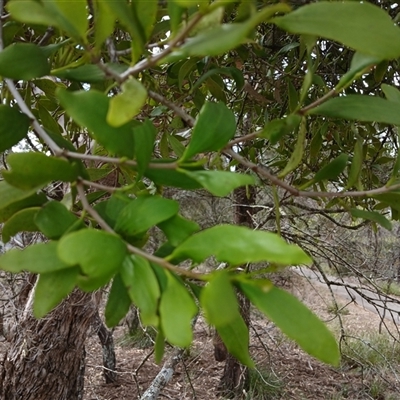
[80,270,400,399]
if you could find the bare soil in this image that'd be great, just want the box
[83,270,400,400]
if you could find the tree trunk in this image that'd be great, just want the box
[0,285,100,400]
[92,311,117,384]
[217,184,256,398]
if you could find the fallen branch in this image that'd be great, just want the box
[139,347,185,400]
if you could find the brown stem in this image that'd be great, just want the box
[224,148,400,199]
[118,13,204,82]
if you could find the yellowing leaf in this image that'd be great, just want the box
[107,78,148,127]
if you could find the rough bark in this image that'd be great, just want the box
[218,292,250,398]
[0,287,100,400]
[92,311,117,384]
[217,184,256,398]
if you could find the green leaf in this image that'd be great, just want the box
[2,207,39,243]
[301,154,349,189]
[77,273,113,292]
[154,330,166,363]
[93,0,116,48]
[8,0,88,42]
[107,77,148,127]
[259,115,301,145]
[166,4,290,61]
[133,119,157,177]
[86,168,115,182]
[58,230,127,278]
[38,102,62,134]
[158,214,200,247]
[35,201,83,239]
[167,1,183,35]
[382,84,400,103]
[94,194,131,229]
[105,273,132,328]
[201,271,239,326]
[101,0,144,61]
[239,280,340,366]
[52,64,107,83]
[178,57,200,90]
[159,272,197,347]
[0,181,38,210]
[8,0,56,26]
[48,0,88,41]
[371,191,400,212]
[0,241,70,273]
[171,0,208,6]
[120,255,160,326]
[169,224,312,265]
[288,79,299,112]
[0,105,30,152]
[166,23,250,61]
[115,195,179,238]
[346,136,364,189]
[336,52,382,91]
[191,66,244,92]
[33,267,79,318]
[388,149,400,186]
[216,314,254,367]
[3,153,78,190]
[182,102,236,161]
[313,154,349,182]
[0,43,50,80]
[374,59,389,83]
[57,89,134,158]
[145,166,203,189]
[309,125,324,165]
[181,170,255,197]
[309,95,400,126]
[273,2,400,59]
[132,0,158,41]
[279,117,306,178]
[168,135,186,158]
[350,209,392,231]
[0,192,47,223]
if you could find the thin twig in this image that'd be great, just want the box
[0,1,63,155]
[118,13,204,82]
[225,148,400,199]
[80,179,119,193]
[299,89,337,115]
[148,90,196,127]
[64,150,179,170]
